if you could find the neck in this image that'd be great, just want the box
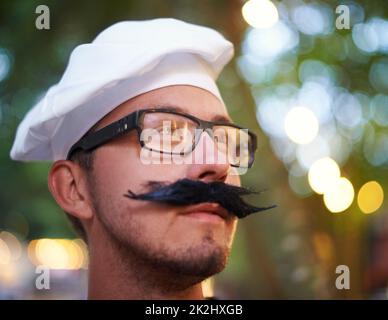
[86,231,205,300]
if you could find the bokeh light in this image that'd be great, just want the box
[202,277,214,298]
[243,21,299,63]
[296,81,333,124]
[28,239,87,270]
[288,172,313,197]
[0,238,11,265]
[332,92,363,129]
[371,94,388,126]
[242,0,279,29]
[369,58,388,93]
[0,48,11,82]
[298,60,337,87]
[291,3,333,36]
[352,22,380,53]
[352,18,388,54]
[284,107,319,144]
[0,231,22,261]
[296,135,330,169]
[357,181,384,214]
[256,95,291,138]
[363,128,388,166]
[308,157,341,195]
[323,177,355,213]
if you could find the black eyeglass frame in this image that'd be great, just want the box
[67,108,258,168]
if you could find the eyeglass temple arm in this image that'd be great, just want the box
[67,111,139,158]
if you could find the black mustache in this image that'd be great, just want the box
[124,178,276,219]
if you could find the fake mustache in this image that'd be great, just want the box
[124,178,276,219]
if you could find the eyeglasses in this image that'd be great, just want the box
[67,108,258,168]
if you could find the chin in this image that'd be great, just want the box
[174,242,230,278]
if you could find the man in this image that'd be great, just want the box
[11,18,271,299]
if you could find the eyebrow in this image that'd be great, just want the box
[154,105,233,124]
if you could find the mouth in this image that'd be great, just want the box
[180,202,230,222]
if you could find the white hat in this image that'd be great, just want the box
[10,18,234,161]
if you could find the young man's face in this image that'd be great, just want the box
[81,85,240,281]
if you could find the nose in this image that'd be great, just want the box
[186,130,230,183]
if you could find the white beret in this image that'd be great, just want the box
[10,18,234,161]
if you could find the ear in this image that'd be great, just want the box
[48,160,94,221]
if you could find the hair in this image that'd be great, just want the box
[65,149,95,243]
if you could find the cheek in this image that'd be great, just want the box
[93,135,190,196]
[89,145,185,238]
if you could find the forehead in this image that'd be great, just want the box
[94,85,231,130]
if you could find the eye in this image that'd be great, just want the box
[161,126,172,134]
[156,122,176,134]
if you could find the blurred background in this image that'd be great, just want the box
[0,0,387,299]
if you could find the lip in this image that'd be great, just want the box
[181,203,230,222]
